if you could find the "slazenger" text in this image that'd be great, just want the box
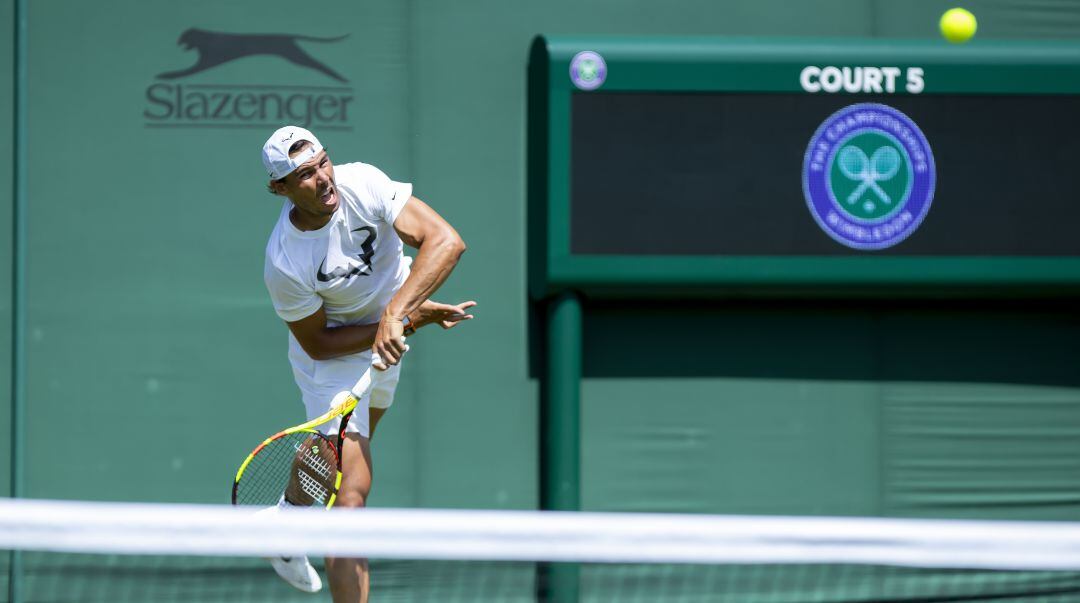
[144,83,353,126]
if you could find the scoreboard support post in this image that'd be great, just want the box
[539,291,582,602]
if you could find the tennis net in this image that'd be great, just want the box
[3,498,1080,602]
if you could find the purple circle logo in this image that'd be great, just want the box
[569,51,607,91]
[802,103,936,250]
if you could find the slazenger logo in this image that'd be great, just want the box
[143,28,354,130]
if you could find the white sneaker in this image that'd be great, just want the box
[269,555,323,593]
[254,502,323,593]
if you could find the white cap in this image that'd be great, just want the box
[261,126,324,180]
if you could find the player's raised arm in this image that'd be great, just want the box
[373,196,466,367]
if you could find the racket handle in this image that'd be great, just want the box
[349,370,373,399]
[350,338,408,398]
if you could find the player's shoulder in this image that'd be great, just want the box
[264,201,291,249]
[335,161,399,219]
[263,205,308,283]
[264,243,309,290]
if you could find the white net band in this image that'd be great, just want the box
[4,498,1080,570]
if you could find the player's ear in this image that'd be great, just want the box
[268,178,287,196]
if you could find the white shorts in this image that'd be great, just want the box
[290,348,402,439]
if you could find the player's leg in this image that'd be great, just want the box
[369,408,388,437]
[325,432,373,603]
[266,432,332,592]
[273,362,371,596]
[283,434,336,506]
[258,499,322,592]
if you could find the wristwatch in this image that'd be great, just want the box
[402,315,416,336]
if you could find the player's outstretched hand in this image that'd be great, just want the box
[415,300,477,330]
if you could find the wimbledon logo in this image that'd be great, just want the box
[802,103,936,250]
[569,51,607,91]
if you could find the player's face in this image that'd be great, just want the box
[280,150,338,219]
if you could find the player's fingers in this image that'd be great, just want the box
[457,301,478,311]
[388,334,407,354]
[444,312,472,323]
[373,359,389,371]
[374,336,408,370]
[373,350,389,370]
[372,339,399,366]
[378,350,399,369]
[441,314,474,329]
[437,309,466,321]
[372,351,388,371]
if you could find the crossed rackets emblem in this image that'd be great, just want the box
[577,59,600,82]
[837,144,901,207]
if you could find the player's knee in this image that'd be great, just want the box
[335,484,368,508]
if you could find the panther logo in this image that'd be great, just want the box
[157,28,349,82]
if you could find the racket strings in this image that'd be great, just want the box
[234,432,339,508]
[303,444,334,480]
[298,470,331,504]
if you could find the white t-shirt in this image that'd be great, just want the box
[264,161,412,383]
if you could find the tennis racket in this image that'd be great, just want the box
[232,345,404,509]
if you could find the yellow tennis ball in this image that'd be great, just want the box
[940,8,977,43]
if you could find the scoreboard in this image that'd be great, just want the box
[527,36,1080,297]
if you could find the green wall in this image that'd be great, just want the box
[0,0,1078,583]
[581,302,1080,519]
[2,0,1079,601]
[0,0,1075,513]
[0,0,11,502]
[18,0,416,504]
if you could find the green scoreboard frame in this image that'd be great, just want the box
[527,36,1080,298]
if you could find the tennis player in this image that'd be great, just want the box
[261,125,472,602]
